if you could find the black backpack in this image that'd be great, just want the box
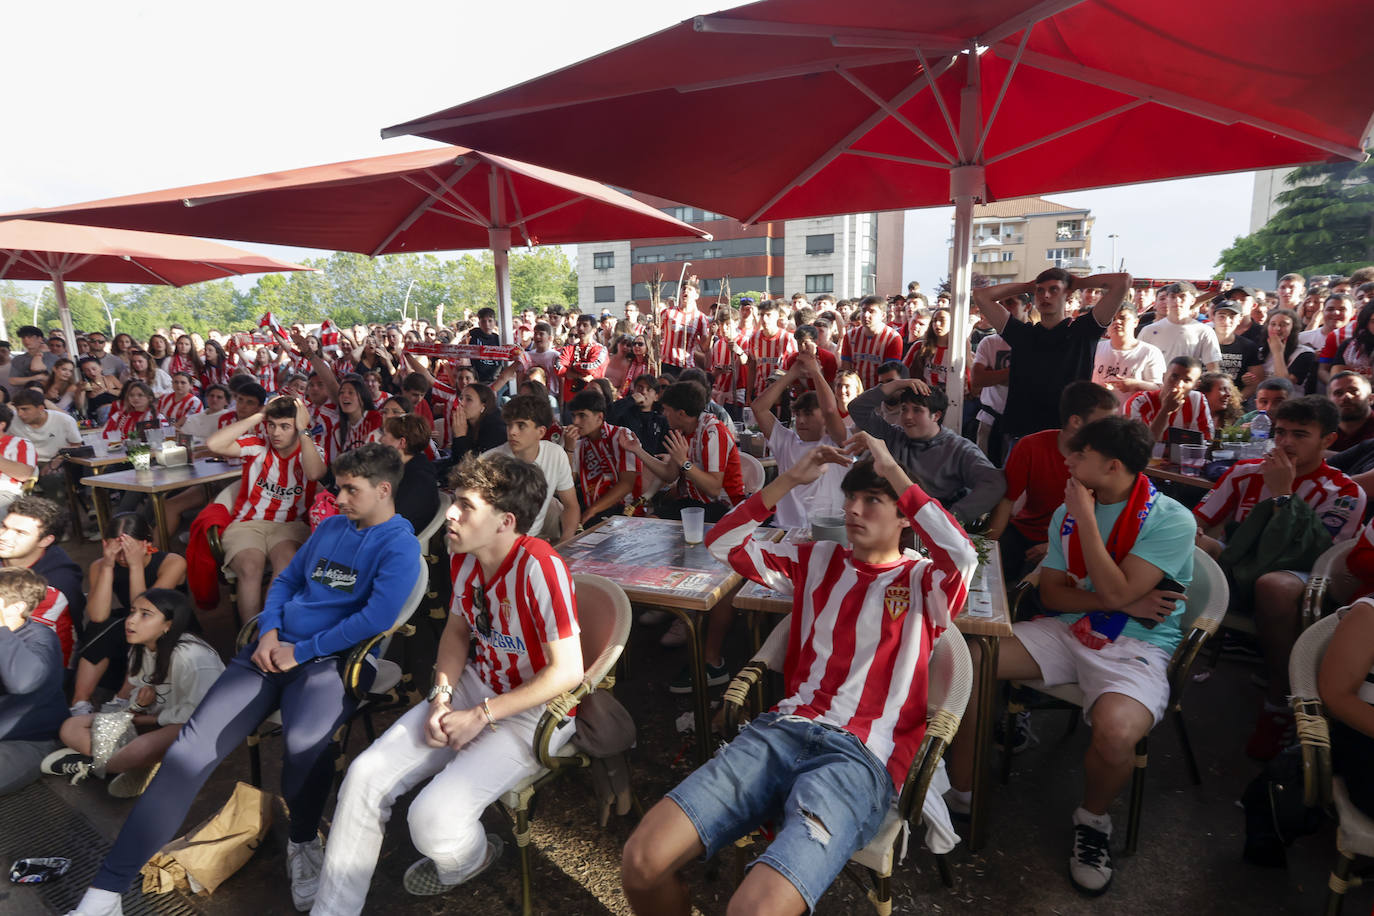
[1241,746,1324,867]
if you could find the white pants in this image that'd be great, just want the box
[311,667,569,916]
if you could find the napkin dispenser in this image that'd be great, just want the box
[156,444,189,468]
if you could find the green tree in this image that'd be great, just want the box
[510,246,574,312]
[1217,152,1374,277]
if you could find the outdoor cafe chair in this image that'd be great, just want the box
[723,614,971,915]
[1002,547,1227,854]
[1289,611,1374,915]
[495,573,632,916]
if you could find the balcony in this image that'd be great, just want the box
[982,260,1021,276]
[1054,256,1093,274]
[1054,231,1087,242]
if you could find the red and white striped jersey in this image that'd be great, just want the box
[705,487,977,790]
[525,348,563,399]
[747,330,798,398]
[556,342,609,403]
[200,363,231,390]
[331,356,355,378]
[1195,459,1366,541]
[31,586,74,666]
[841,325,904,388]
[158,392,204,427]
[1319,324,1356,364]
[305,401,340,463]
[1336,336,1374,377]
[0,434,35,495]
[102,406,163,439]
[428,380,460,444]
[337,410,383,455]
[449,536,579,696]
[1123,389,1216,439]
[708,333,748,404]
[166,355,200,388]
[680,413,744,505]
[576,423,637,508]
[229,435,322,523]
[659,306,709,368]
[255,362,278,393]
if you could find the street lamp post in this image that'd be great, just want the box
[1108,234,1120,271]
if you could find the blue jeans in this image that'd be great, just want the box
[92,644,366,892]
[667,712,893,911]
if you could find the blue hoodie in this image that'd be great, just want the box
[256,513,422,664]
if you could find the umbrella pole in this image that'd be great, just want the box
[52,277,79,361]
[490,228,513,345]
[945,45,984,437]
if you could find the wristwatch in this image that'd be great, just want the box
[1271,494,1292,508]
[427,684,454,703]
[680,460,694,473]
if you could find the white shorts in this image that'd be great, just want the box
[1013,617,1172,726]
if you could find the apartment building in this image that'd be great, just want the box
[948,196,1094,284]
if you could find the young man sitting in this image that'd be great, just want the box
[0,566,67,796]
[621,433,977,916]
[1123,355,1214,443]
[562,389,640,527]
[9,387,82,507]
[0,497,85,667]
[63,444,423,916]
[986,382,1119,582]
[207,397,327,625]
[0,404,36,519]
[1327,371,1374,451]
[948,415,1196,896]
[482,394,579,543]
[1193,396,1366,760]
[311,454,582,913]
[848,377,1006,527]
[750,349,849,528]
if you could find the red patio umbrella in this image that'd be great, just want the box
[0,219,310,354]
[3,147,712,341]
[380,0,1374,429]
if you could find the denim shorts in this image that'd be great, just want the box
[666,712,893,911]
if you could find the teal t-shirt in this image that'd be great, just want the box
[1043,491,1196,652]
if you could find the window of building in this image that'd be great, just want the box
[1046,248,1075,262]
[700,278,722,295]
[1001,251,1013,261]
[592,251,614,270]
[805,274,834,294]
[1055,220,1083,241]
[702,247,722,259]
[806,233,835,255]
[594,286,616,303]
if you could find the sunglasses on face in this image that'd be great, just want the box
[472,588,492,639]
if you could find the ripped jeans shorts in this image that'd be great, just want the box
[666,711,893,911]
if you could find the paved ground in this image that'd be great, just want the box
[2,531,1371,915]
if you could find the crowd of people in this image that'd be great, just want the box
[0,265,1370,914]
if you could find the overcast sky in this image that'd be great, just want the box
[3,0,1257,296]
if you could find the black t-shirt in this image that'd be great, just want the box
[1000,314,1109,436]
[1258,346,1318,394]
[1218,336,1262,387]
[1331,438,1374,477]
[467,329,503,384]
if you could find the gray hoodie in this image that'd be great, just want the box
[849,386,1006,525]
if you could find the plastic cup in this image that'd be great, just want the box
[810,513,848,545]
[1179,444,1207,477]
[681,507,706,545]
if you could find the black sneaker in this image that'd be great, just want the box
[994,710,1039,755]
[668,661,731,694]
[40,748,94,785]
[1068,822,1113,896]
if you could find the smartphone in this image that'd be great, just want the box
[1140,577,1186,628]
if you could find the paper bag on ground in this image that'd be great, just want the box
[140,781,273,895]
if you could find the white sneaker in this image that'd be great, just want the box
[62,888,123,915]
[69,700,94,716]
[286,836,324,911]
[637,608,670,626]
[1068,817,1113,896]
[659,617,691,648]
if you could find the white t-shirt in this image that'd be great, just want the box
[12,410,82,462]
[484,440,575,536]
[766,424,845,529]
[1138,318,1221,366]
[972,334,1011,425]
[1092,339,1167,404]
[1299,327,1334,351]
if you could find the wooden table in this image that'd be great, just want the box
[62,449,135,538]
[731,534,1014,851]
[1144,463,1216,489]
[81,459,239,551]
[560,515,777,764]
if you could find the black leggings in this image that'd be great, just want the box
[78,615,129,691]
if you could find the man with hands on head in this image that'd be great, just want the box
[975,269,1132,438]
[622,433,976,916]
[311,454,581,913]
[946,415,1195,897]
[207,396,327,626]
[848,375,1005,527]
[63,444,422,916]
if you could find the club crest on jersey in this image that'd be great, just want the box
[884,584,911,620]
